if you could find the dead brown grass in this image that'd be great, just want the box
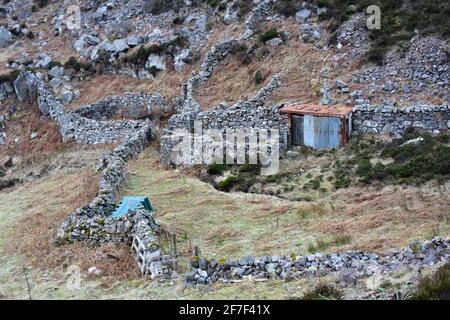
[65,70,190,111]
[194,20,325,109]
[0,102,72,162]
[4,169,140,284]
[307,185,450,251]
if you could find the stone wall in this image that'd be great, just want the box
[186,237,450,285]
[352,104,450,136]
[36,79,151,144]
[13,71,158,247]
[160,74,288,166]
[71,92,170,120]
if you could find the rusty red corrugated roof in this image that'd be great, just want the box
[280,104,353,118]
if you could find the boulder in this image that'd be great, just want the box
[94,6,108,21]
[0,26,13,48]
[112,39,129,53]
[35,55,52,69]
[146,54,166,71]
[49,77,63,88]
[48,66,64,79]
[14,72,39,103]
[127,35,143,47]
[224,3,239,24]
[62,90,74,104]
[85,35,101,46]
[295,9,311,23]
[266,38,283,46]
[174,49,192,72]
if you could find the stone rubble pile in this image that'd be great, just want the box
[186,237,450,285]
[241,0,278,40]
[353,36,449,103]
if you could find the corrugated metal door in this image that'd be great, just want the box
[303,115,340,149]
[291,115,304,146]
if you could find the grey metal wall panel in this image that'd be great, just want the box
[303,115,340,149]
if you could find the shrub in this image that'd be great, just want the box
[123,43,169,66]
[260,28,279,43]
[217,176,238,192]
[47,60,62,69]
[230,42,252,65]
[0,69,20,83]
[9,27,20,35]
[145,0,184,15]
[315,0,450,63]
[236,0,252,17]
[26,31,35,39]
[273,0,299,17]
[64,56,94,72]
[34,0,49,8]
[301,283,343,300]
[413,263,450,300]
[238,163,261,174]
[207,163,228,175]
[254,70,263,84]
[31,5,38,12]
[172,16,185,25]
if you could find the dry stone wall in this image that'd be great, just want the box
[13,71,158,247]
[352,104,450,136]
[71,92,169,120]
[186,237,450,285]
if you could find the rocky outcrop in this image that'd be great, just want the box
[14,72,40,103]
[241,0,278,40]
[186,237,450,285]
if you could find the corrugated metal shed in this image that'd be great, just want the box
[281,104,353,149]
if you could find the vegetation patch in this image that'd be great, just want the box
[64,56,94,73]
[413,263,450,300]
[260,28,279,43]
[0,69,20,83]
[300,282,343,300]
[331,131,450,188]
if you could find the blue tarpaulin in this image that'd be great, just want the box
[111,196,153,218]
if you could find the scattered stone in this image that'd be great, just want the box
[48,66,64,79]
[266,37,283,46]
[146,54,166,71]
[0,26,13,48]
[88,266,102,275]
[112,39,129,53]
[295,9,311,23]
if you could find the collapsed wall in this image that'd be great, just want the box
[71,92,169,120]
[352,104,450,136]
[186,237,450,285]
